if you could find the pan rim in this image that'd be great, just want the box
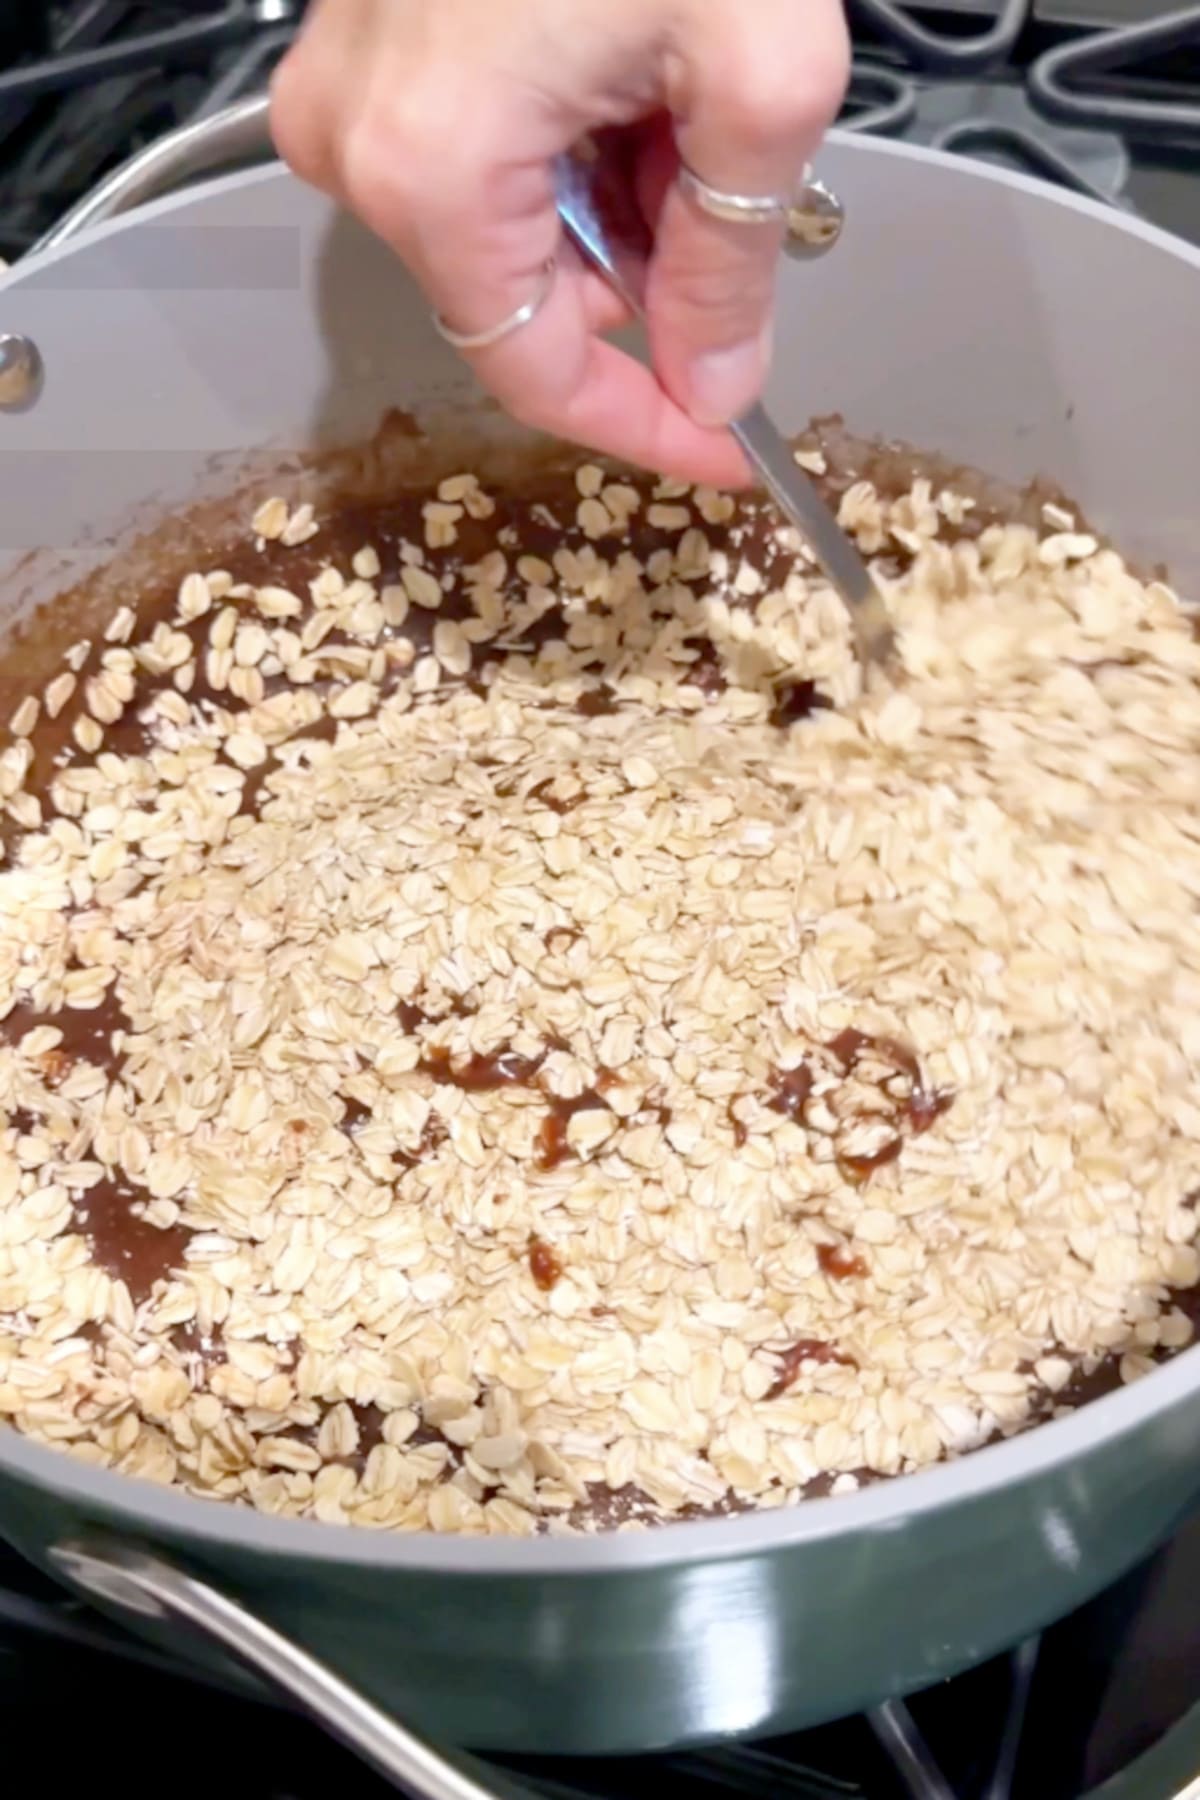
[2,136,1200,1573]
[3,126,1199,292]
[2,1340,1198,1571]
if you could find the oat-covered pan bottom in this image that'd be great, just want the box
[4,432,1200,1542]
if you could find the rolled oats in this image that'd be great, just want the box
[1,444,1198,1536]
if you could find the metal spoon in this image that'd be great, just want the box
[554,151,894,667]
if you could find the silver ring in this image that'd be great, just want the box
[677,162,799,227]
[432,259,556,351]
[677,162,845,259]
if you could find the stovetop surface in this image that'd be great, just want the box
[0,1,1197,259]
[2,4,1200,1798]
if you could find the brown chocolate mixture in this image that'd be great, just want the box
[0,418,1192,1529]
[0,415,1091,833]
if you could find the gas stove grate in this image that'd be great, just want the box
[0,2,298,258]
[1,0,1199,260]
[1027,2,1200,138]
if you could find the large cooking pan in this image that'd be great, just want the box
[1,94,1200,1798]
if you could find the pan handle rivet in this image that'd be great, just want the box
[50,1541,167,1619]
[0,333,44,412]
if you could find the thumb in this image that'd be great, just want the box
[648,0,850,428]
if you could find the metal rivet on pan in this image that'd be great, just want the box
[784,170,845,260]
[0,333,44,412]
[50,1542,167,1619]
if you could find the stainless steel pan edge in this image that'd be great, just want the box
[29,93,276,255]
[1,103,1200,1762]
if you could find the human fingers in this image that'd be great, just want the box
[648,0,851,427]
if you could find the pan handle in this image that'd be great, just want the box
[32,93,274,256]
[49,1537,538,1800]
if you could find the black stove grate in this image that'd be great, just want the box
[0,0,1198,259]
[843,0,1200,229]
[1027,2,1200,139]
[0,2,298,258]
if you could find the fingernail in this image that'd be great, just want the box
[686,330,770,428]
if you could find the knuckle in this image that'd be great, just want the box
[339,102,423,222]
[731,70,840,151]
[338,116,410,228]
[713,31,851,149]
[268,57,320,182]
[338,80,489,240]
[655,255,774,339]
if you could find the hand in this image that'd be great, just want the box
[271,0,850,486]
